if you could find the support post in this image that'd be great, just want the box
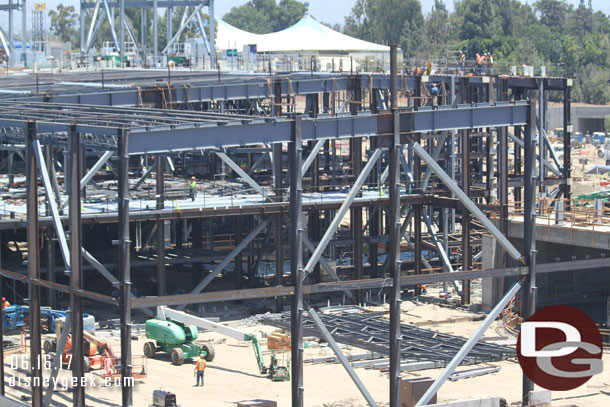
[69,125,85,407]
[156,157,166,296]
[563,84,572,201]
[27,121,43,407]
[119,0,125,66]
[153,0,158,66]
[208,0,215,68]
[290,117,304,407]
[461,130,471,305]
[45,145,56,309]
[118,128,133,407]
[522,102,537,404]
[389,43,402,407]
[273,142,284,312]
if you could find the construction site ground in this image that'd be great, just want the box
[2,300,609,407]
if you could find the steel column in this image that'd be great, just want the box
[522,102,538,405]
[156,157,166,296]
[209,0,215,68]
[290,117,304,407]
[68,125,85,407]
[153,0,158,66]
[26,121,43,407]
[119,0,125,66]
[45,145,56,309]
[563,85,572,201]
[118,128,133,407]
[461,130,471,305]
[389,43,401,407]
[273,142,284,312]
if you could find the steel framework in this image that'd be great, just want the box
[0,53,592,407]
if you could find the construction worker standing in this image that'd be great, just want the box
[194,354,206,386]
[2,297,10,309]
[189,176,197,202]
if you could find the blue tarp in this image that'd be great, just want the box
[0,41,31,49]
[586,165,610,175]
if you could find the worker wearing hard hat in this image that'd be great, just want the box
[2,297,10,309]
[189,176,197,202]
[194,354,207,386]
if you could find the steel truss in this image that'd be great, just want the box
[0,59,581,407]
[79,0,215,68]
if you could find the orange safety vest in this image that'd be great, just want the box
[196,359,206,372]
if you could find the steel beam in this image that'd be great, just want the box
[412,142,522,261]
[414,279,523,406]
[26,121,43,407]
[215,151,270,200]
[68,125,85,407]
[160,4,204,54]
[301,138,325,177]
[290,117,304,407]
[522,101,538,404]
[302,148,381,276]
[156,157,166,297]
[118,128,133,407]
[308,308,378,407]
[33,140,71,271]
[43,314,71,407]
[506,131,561,177]
[389,44,401,407]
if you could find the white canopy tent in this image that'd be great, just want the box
[216,15,390,53]
[216,15,392,72]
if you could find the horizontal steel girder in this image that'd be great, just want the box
[127,102,529,154]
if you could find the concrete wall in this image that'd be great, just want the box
[549,105,610,134]
[482,224,610,323]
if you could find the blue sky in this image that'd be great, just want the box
[3,1,610,35]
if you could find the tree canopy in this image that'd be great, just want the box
[340,0,610,104]
[223,0,308,34]
[49,4,78,46]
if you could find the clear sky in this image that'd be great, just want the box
[3,1,610,36]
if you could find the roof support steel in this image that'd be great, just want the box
[32,139,71,271]
[302,148,382,276]
[413,142,522,261]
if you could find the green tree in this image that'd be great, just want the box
[534,0,568,28]
[573,64,610,104]
[49,4,78,46]
[453,0,501,40]
[344,0,424,58]
[425,0,451,50]
[223,0,307,34]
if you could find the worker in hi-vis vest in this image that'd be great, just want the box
[189,176,197,202]
[194,354,206,386]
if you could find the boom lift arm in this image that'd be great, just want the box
[156,306,287,380]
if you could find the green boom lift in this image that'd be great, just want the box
[144,306,289,381]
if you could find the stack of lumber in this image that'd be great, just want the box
[267,332,290,351]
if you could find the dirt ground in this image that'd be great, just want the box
[3,302,609,406]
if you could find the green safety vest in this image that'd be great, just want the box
[190,180,197,190]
